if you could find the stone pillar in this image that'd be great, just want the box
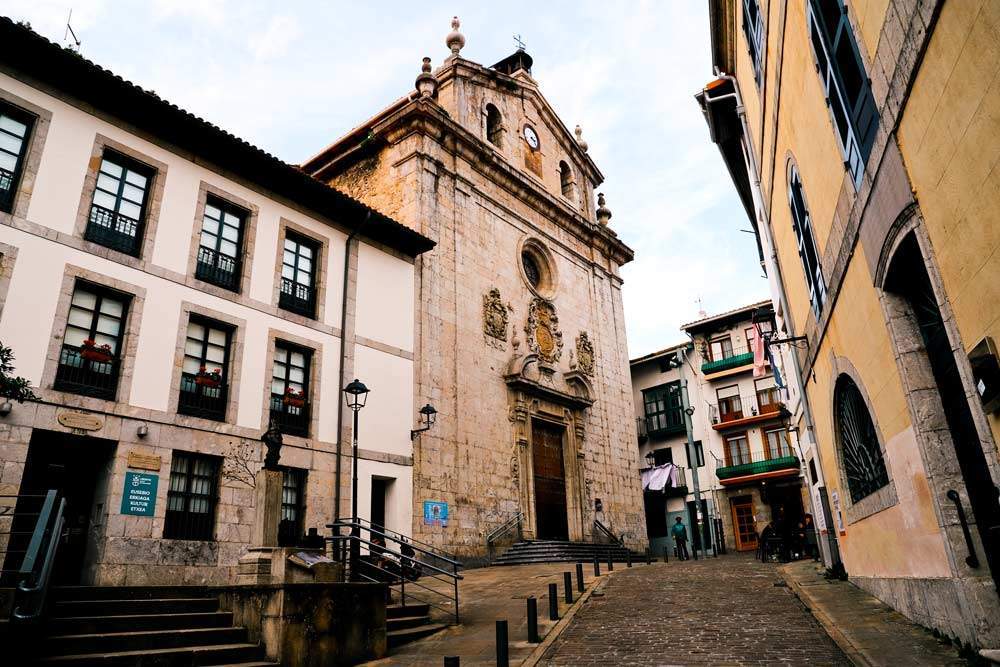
[253,468,283,548]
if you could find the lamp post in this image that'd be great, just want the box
[670,347,706,558]
[343,378,369,580]
[644,450,656,468]
[410,403,437,440]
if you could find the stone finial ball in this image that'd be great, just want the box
[446,16,466,55]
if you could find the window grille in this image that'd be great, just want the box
[164,451,220,540]
[835,374,889,503]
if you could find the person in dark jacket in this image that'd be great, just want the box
[671,517,690,561]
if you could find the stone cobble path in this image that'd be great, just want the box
[540,554,850,666]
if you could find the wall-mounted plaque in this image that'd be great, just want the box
[120,471,158,517]
[127,451,162,471]
[57,411,103,431]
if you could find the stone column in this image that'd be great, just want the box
[252,468,283,548]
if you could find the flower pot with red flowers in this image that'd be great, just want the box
[80,339,114,363]
[282,387,306,408]
[195,365,223,388]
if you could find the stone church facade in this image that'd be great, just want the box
[303,20,647,558]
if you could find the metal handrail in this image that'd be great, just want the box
[593,518,624,546]
[486,512,523,561]
[12,489,66,622]
[328,520,461,624]
[348,516,461,567]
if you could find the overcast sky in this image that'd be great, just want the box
[4,0,767,357]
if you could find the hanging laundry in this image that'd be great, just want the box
[752,322,767,378]
[641,463,676,492]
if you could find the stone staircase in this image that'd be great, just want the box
[491,540,642,566]
[34,585,275,666]
[386,602,447,648]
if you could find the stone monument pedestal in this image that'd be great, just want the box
[236,468,341,584]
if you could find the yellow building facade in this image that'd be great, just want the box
[700,0,1000,647]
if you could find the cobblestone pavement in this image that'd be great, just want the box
[540,554,851,666]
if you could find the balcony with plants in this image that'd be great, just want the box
[270,387,311,437]
[710,388,788,431]
[178,366,228,421]
[54,341,120,400]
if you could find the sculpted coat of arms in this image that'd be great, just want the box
[483,288,509,348]
[575,332,596,375]
[524,297,563,364]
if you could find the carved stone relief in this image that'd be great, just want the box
[524,297,563,364]
[483,287,510,349]
[575,332,595,375]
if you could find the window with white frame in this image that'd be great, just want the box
[742,0,765,84]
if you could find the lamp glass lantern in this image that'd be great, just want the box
[343,378,369,411]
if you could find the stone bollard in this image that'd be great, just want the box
[496,620,509,667]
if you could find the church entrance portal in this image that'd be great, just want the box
[532,419,569,540]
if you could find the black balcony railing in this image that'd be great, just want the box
[178,372,228,421]
[279,278,316,318]
[84,204,142,255]
[701,342,759,374]
[269,394,311,437]
[195,246,240,291]
[0,167,14,211]
[54,346,120,400]
[710,393,786,425]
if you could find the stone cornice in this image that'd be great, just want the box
[340,98,634,268]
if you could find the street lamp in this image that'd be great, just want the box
[410,403,437,440]
[342,378,369,579]
[644,450,656,468]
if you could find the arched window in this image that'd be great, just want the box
[834,374,889,503]
[788,165,827,317]
[559,161,574,199]
[485,104,502,147]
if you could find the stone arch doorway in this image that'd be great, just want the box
[882,230,1000,597]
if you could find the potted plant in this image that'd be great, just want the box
[282,386,306,408]
[80,338,114,363]
[195,365,223,388]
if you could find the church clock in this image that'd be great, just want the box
[523,125,540,150]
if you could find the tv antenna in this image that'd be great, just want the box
[64,9,81,53]
[513,33,526,51]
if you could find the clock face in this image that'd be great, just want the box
[523,125,539,150]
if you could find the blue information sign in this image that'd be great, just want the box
[121,471,158,516]
[423,500,448,527]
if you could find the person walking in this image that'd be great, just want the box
[803,514,819,561]
[671,516,690,561]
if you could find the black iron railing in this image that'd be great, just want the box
[54,346,120,400]
[0,166,14,210]
[328,519,462,624]
[485,511,523,562]
[195,246,240,291]
[279,278,316,318]
[85,204,141,255]
[1,490,66,623]
[269,394,310,437]
[178,372,228,421]
[593,518,624,546]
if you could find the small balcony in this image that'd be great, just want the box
[84,204,142,255]
[178,372,228,421]
[715,449,800,485]
[279,278,316,318]
[664,465,688,498]
[269,393,311,437]
[0,166,14,211]
[700,342,766,376]
[710,390,788,431]
[643,409,686,439]
[196,246,240,291]
[54,346,120,400]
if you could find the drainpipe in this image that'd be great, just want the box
[334,211,371,523]
[702,74,839,566]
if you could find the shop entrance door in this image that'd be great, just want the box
[731,498,757,552]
